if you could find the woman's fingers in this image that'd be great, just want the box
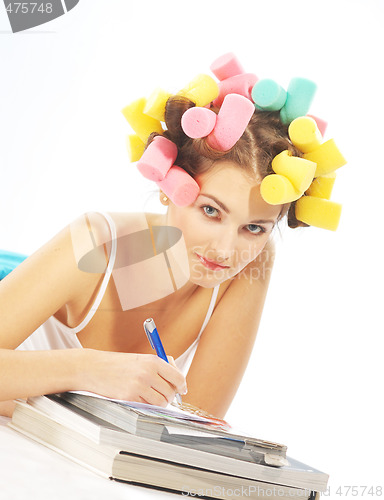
[86,350,187,404]
[167,355,176,366]
[140,384,173,407]
[158,356,187,395]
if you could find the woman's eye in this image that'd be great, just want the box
[247,224,264,235]
[202,206,219,218]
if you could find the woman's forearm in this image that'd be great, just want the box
[0,348,187,406]
[0,348,86,401]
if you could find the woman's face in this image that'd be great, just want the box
[165,161,283,288]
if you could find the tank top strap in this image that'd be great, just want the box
[174,284,221,376]
[52,211,117,335]
[196,283,220,339]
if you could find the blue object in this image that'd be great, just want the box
[143,318,168,361]
[252,79,287,112]
[0,250,28,280]
[143,317,183,405]
[280,77,317,125]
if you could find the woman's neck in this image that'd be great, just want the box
[144,210,200,306]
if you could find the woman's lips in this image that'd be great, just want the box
[195,253,230,271]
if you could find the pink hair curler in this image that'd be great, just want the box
[156,165,200,207]
[206,94,255,151]
[210,52,245,81]
[181,107,217,138]
[137,136,178,181]
[213,73,258,108]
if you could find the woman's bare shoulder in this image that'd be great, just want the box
[108,211,164,230]
[70,211,156,259]
[0,212,116,348]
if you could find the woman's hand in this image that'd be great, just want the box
[82,349,187,407]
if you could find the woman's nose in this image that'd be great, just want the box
[209,228,238,263]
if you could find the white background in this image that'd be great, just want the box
[1,0,383,497]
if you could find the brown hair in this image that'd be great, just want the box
[148,96,307,228]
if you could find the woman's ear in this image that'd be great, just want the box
[159,191,169,206]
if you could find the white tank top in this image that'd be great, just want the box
[17,212,220,376]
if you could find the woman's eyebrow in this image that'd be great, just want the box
[199,193,275,225]
[249,219,275,225]
[200,193,230,213]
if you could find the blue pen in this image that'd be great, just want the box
[143,318,182,405]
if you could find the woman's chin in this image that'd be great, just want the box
[188,268,230,288]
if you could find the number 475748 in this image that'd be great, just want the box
[5,3,53,14]
[336,486,382,496]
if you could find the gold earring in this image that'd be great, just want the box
[162,195,168,204]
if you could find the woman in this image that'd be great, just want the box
[0,56,343,419]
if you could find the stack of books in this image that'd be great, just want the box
[10,393,328,499]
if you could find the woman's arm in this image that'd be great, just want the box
[0,216,99,413]
[0,348,186,407]
[0,214,99,349]
[0,348,85,401]
[0,214,186,410]
[183,240,276,418]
